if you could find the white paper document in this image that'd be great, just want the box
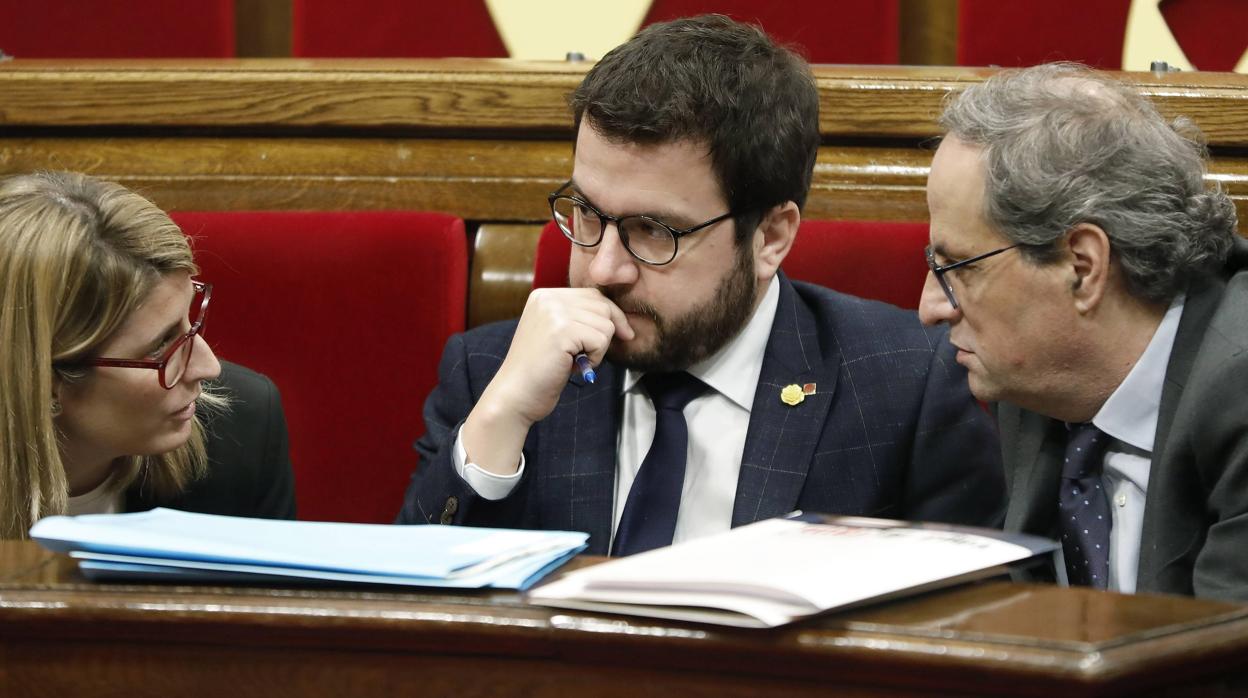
[30,508,589,590]
[528,514,1057,627]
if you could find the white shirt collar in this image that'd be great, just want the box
[623,275,780,412]
[1093,293,1185,452]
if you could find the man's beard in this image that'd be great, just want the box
[600,245,758,373]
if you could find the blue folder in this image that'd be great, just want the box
[31,508,588,591]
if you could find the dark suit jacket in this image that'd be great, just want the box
[125,360,296,519]
[398,275,1005,554]
[1000,238,1248,599]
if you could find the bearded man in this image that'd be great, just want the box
[398,15,1004,555]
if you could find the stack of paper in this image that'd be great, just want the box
[31,508,588,590]
[528,514,1057,627]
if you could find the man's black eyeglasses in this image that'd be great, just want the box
[925,244,1019,310]
[548,181,735,266]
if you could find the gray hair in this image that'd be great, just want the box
[939,63,1237,303]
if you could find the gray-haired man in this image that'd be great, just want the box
[919,63,1248,599]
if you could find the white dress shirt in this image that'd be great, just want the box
[66,473,121,516]
[1055,293,1184,593]
[455,276,781,551]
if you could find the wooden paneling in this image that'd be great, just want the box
[0,59,584,131]
[2,542,1248,697]
[899,0,959,67]
[235,0,292,58]
[1,62,1246,142]
[3,136,1242,227]
[470,224,543,326]
[2,60,1246,325]
[0,137,570,219]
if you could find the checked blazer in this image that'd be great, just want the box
[398,274,1005,554]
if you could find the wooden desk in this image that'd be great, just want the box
[0,541,1245,697]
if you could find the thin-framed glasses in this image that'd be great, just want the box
[925,244,1019,310]
[83,280,212,390]
[548,180,735,266]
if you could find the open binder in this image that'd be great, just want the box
[528,513,1058,627]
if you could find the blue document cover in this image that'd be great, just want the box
[31,508,588,590]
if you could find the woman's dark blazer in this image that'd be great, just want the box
[124,360,296,520]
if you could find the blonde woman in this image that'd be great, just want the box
[0,171,294,538]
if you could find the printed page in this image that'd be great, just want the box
[529,516,1056,627]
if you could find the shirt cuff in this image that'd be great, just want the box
[453,430,525,501]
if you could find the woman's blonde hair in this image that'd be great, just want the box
[0,171,216,538]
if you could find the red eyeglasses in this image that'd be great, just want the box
[83,281,212,390]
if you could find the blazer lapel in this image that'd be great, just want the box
[1138,271,1226,590]
[534,361,622,554]
[732,277,838,526]
[1002,408,1065,536]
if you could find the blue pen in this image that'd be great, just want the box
[573,353,597,384]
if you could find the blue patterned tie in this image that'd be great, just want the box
[1059,423,1112,588]
[611,372,708,557]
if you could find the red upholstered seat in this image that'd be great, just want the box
[958,0,1248,71]
[643,0,900,64]
[292,0,506,57]
[532,221,578,292]
[957,0,1132,69]
[0,0,234,58]
[291,0,896,62]
[533,219,930,310]
[778,219,930,309]
[171,211,468,523]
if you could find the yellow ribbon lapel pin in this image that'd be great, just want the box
[780,383,816,406]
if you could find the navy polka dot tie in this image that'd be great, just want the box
[1059,423,1112,589]
[611,372,708,557]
